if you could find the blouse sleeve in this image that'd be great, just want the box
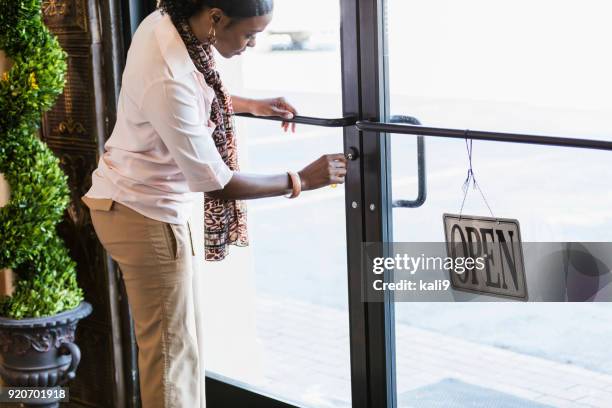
[140,77,234,192]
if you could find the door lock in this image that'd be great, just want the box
[345,147,359,161]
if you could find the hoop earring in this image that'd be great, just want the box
[207,26,217,45]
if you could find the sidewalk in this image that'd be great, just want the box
[256,296,612,408]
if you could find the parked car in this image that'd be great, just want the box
[261,0,340,51]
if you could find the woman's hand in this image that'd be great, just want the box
[298,154,348,191]
[250,97,298,133]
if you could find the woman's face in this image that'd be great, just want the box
[205,10,273,58]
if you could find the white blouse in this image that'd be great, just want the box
[85,10,233,224]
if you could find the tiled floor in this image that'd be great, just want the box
[256,296,612,408]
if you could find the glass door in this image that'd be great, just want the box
[192,1,354,407]
[382,0,612,407]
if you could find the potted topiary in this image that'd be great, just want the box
[0,0,91,405]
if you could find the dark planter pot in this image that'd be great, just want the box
[0,301,92,407]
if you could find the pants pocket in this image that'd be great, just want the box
[81,196,114,211]
[163,224,178,260]
[186,221,196,257]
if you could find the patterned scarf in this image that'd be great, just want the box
[174,18,249,261]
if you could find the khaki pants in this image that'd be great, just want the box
[82,197,204,408]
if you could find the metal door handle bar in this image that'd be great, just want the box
[236,112,612,150]
[355,121,612,151]
[235,113,357,127]
[388,116,427,208]
[235,113,429,208]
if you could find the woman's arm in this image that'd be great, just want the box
[231,95,298,132]
[206,172,292,200]
[207,154,348,200]
[231,95,256,114]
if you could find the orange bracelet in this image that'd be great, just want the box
[285,171,302,199]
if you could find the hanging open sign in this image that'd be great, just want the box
[443,214,528,301]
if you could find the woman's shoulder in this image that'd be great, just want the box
[126,10,196,81]
[127,10,166,62]
[121,11,176,96]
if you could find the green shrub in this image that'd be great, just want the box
[0,0,84,318]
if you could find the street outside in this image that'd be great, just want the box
[206,1,612,406]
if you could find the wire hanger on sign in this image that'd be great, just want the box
[458,132,498,223]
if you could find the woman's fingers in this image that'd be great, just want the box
[328,154,348,168]
[331,173,347,184]
[278,97,298,117]
[333,168,348,179]
[281,120,296,133]
[332,160,347,169]
[270,101,295,118]
[299,153,349,191]
[276,97,297,133]
[329,153,347,161]
[330,156,348,185]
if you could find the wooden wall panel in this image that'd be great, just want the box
[40,0,132,406]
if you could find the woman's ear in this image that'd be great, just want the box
[209,8,223,24]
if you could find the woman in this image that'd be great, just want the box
[81,0,347,406]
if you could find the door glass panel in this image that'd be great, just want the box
[385,0,612,138]
[192,1,351,407]
[385,0,612,406]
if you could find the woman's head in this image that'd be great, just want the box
[158,0,274,58]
